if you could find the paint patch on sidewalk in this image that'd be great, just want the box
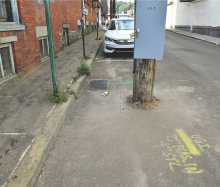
[176,129,200,155]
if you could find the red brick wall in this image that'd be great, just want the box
[0,0,96,75]
[85,1,98,24]
[50,1,63,52]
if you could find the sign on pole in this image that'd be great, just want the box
[82,8,88,15]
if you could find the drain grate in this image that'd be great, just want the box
[88,79,109,91]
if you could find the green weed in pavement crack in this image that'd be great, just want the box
[72,75,80,83]
[42,82,69,103]
[42,63,91,102]
[84,54,91,59]
[77,63,91,76]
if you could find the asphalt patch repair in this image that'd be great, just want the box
[126,95,160,110]
[88,79,109,91]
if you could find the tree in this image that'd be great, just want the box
[117,1,134,14]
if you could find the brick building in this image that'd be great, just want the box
[101,0,107,20]
[0,0,100,87]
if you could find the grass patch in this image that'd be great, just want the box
[72,63,91,85]
[84,22,93,36]
[55,55,59,58]
[42,82,78,103]
[77,63,91,76]
[66,86,78,99]
[85,54,90,59]
[96,36,103,40]
[42,82,68,103]
[72,75,80,83]
[42,64,91,103]
[85,27,92,35]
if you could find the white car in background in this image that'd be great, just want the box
[102,18,134,54]
[114,14,129,18]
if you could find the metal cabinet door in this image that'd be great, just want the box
[134,0,167,59]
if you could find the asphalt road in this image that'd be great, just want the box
[34,31,220,187]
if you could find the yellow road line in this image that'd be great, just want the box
[176,129,200,155]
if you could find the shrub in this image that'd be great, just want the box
[77,63,91,76]
[84,22,93,35]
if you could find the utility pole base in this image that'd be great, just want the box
[133,59,156,103]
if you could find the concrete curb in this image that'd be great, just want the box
[6,40,103,187]
[166,29,220,46]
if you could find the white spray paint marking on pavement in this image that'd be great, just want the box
[0,133,27,135]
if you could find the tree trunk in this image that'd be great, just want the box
[133,59,156,103]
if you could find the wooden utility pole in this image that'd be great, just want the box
[132,0,167,104]
[113,0,116,16]
[133,59,156,103]
[110,0,116,19]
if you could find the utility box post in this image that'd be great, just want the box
[44,0,57,95]
[132,0,167,103]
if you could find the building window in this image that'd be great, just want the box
[0,0,25,31]
[39,37,49,61]
[0,43,15,79]
[0,0,13,22]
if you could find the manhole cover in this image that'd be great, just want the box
[88,79,109,91]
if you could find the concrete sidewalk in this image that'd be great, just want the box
[166,28,220,46]
[0,30,103,187]
[34,30,220,187]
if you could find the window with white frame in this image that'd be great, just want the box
[0,43,15,79]
[0,0,13,22]
[0,0,25,31]
[39,37,49,60]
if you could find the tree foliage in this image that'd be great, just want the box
[117,1,134,14]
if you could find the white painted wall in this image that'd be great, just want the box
[166,0,178,28]
[166,0,220,28]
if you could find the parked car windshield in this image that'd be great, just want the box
[119,15,128,18]
[114,15,128,18]
[108,20,134,30]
